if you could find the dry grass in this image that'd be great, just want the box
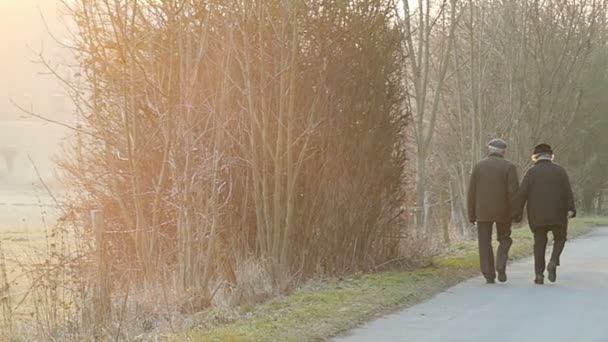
[0,190,67,334]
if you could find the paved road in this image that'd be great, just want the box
[334,227,608,342]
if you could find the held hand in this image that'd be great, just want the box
[511,212,523,223]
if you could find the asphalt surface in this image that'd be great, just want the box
[334,227,608,342]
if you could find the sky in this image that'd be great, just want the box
[0,0,69,184]
[0,0,67,121]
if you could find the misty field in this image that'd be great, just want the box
[0,119,67,268]
[0,120,67,331]
[0,119,67,281]
[0,196,60,328]
[0,120,69,186]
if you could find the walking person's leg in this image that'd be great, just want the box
[477,222,495,283]
[533,227,549,284]
[547,226,567,282]
[496,222,513,282]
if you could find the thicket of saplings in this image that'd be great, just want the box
[1,1,409,340]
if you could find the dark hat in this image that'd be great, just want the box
[488,138,507,149]
[533,143,553,155]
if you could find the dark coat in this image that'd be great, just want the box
[467,154,519,223]
[514,160,576,230]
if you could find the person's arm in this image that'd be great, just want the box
[467,166,478,223]
[513,169,531,222]
[507,164,520,217]
[564,169,576,218]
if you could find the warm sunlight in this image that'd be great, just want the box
[0,0,68,185]
[0,0,64,118]
[0,1,607,341]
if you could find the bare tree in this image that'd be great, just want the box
[400,0,459,231]
[436,0,604,238]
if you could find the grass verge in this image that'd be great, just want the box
[176,217,608,342]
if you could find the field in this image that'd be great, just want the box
[0,120,69,334]
[0,191,61,319]
[0,119,67,285]
[0,120,70,185]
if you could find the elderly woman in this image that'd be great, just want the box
[514,143,576,284]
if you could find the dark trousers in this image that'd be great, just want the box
[477,222,513,280]
[533,226,567,276]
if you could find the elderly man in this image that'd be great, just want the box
[514,143,576,284]
[468,139,520,284]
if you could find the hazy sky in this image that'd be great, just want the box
[0,0,66,121]
[0,0,68,183]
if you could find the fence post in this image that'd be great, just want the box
[91,209,111,327]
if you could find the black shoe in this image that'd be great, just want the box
[486,278,496,284]
[497,271,507,283]
[547,262,557,283]
[534,275,544,285]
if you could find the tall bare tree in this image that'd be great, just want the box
[400,0,459,230]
